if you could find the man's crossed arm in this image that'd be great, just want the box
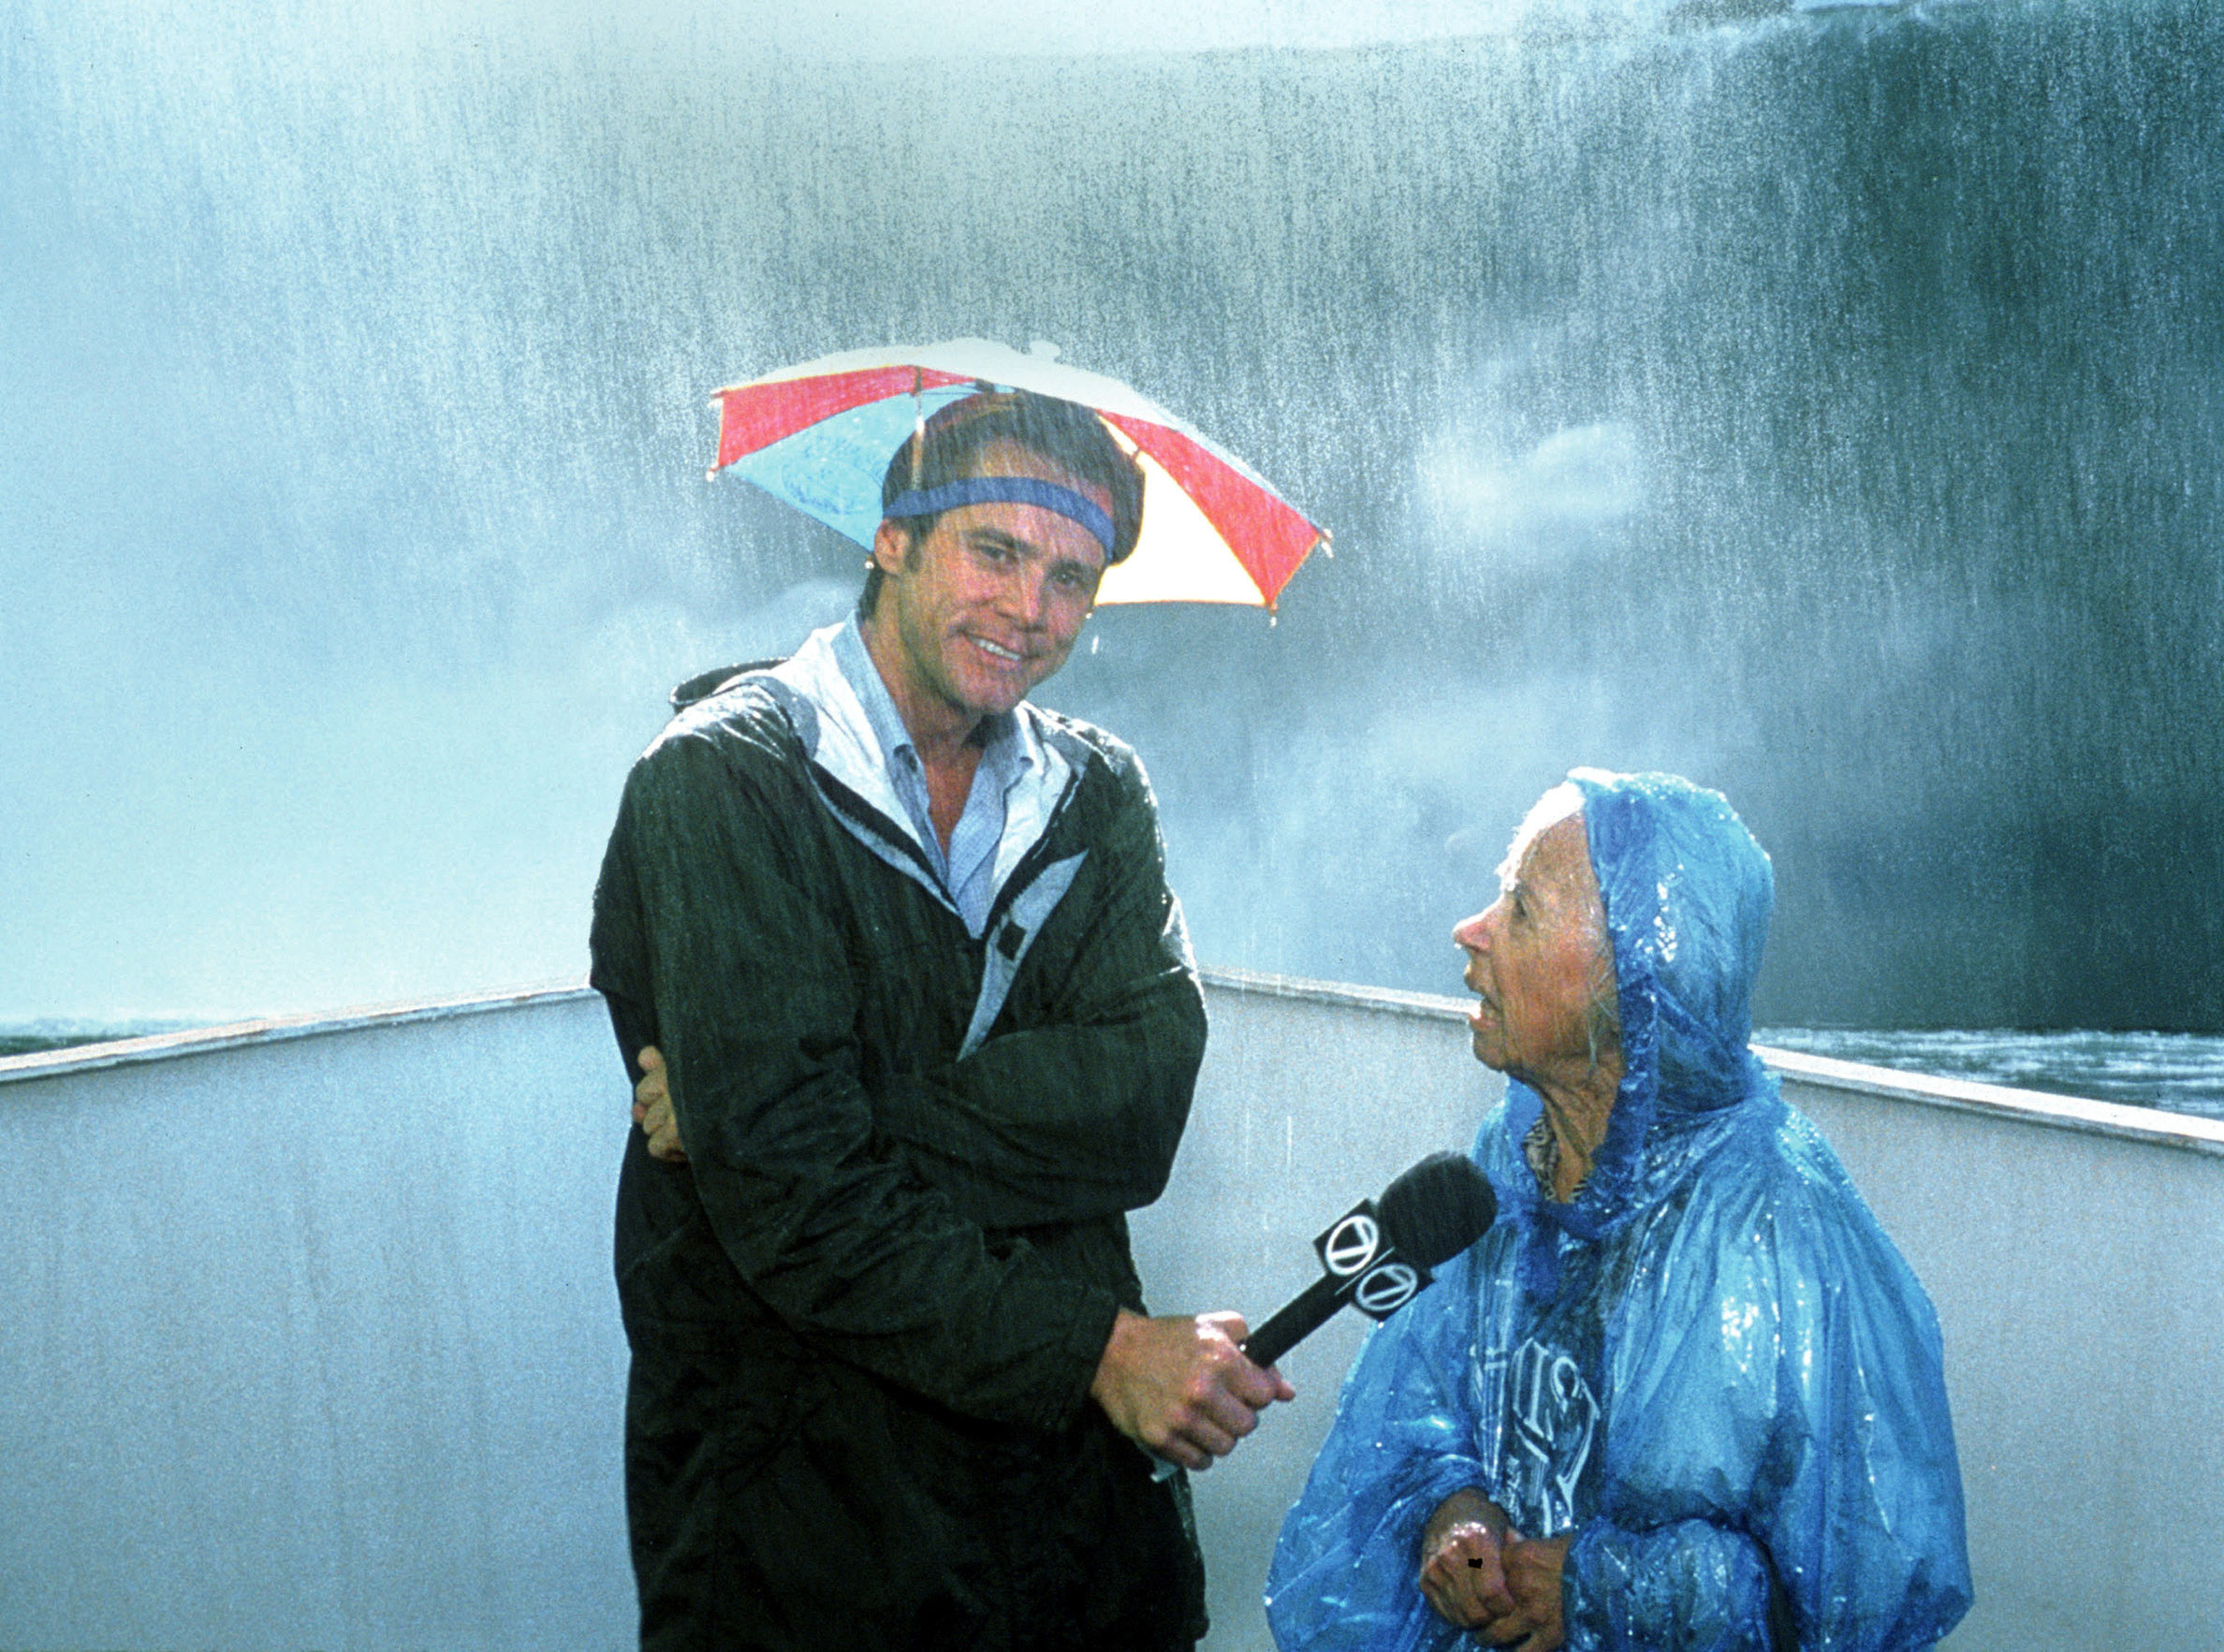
[627,1044,1293,1471]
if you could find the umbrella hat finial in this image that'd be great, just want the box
[910,367,925,492]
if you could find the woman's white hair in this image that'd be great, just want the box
[1498,781,1621,1066]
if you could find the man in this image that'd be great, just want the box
[1266,771,1972,1652]
[591,390,1292,1651]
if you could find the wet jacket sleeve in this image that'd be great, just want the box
[599,726,1122,1432]
[869,747,1207,1232]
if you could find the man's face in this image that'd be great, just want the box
[869,440,1108,727]
[1451,811,1613,1084]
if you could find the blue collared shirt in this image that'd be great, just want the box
[831,617,1037,939]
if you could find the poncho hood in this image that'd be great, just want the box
[1506,769,1776,1247]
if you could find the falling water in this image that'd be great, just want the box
[4,1,2218,1041]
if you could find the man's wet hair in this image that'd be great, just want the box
[859,389,1145,618]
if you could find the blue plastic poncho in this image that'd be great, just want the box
[1266,771,1972,1652]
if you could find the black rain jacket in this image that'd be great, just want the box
[590,642,1209,1651]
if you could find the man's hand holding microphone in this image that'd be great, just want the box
[1090,1151,1496,1471]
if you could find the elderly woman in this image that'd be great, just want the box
[1266,771,1972,1652]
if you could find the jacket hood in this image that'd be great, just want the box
[1508,768,1776,1246]
[670,660,783,711]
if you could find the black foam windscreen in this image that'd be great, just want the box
[1375,1151,1497,1267]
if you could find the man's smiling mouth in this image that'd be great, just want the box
[971,636,1023,664]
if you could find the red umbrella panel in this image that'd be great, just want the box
[709,340,1325,609]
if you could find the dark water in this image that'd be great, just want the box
[0,1021,200,1060]
[1758,1028,2224,1120]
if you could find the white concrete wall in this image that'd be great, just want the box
[3,976,2219,1650]
[0,989,637,1652]
[1774,1053,2224,1652]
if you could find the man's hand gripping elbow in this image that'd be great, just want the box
[1089,1308,1295,1471]
[632,1045,688,1162]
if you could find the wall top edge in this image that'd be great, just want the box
[7,971,2219,1157]
[0,981,599,1084]
[1757,1044,2224,1157]
[1198,965,1474,1020]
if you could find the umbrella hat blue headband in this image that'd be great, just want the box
[883,477,1118,560]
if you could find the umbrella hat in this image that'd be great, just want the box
[710,339,1326,609]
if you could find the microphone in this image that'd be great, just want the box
[1241,1152,1496,1369]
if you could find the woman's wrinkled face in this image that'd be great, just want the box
[1451,811,1613,1083]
